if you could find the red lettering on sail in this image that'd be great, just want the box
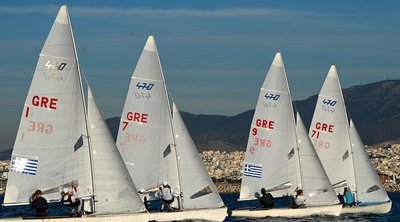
[312,139,330,150]
[126,112,148,123]
[253,137,272,148]
[27,121,53,134]
[255,119,274,129]
[315,122,334,133]
[32,96,58,110]
[25,107,30,118]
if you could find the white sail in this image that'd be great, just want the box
[116,36,179,198]
[295,113,339,206]
[239,52,299,200]
[308,65,356,193]
[87,88,146,213]
[171,103,224,209]
[349,119,390,203]
[4,5,93,205]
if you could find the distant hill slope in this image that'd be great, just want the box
[107,80,400,152]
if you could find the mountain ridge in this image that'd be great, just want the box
[107,79,400,152]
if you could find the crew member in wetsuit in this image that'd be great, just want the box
[31,190,48,217]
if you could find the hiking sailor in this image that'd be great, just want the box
[343,187,355,207]
[31,190,48,217]
[61,187,82,217]
[138,188,149,211]
[259,188,274,209]
[291,187,305,208]
[159,181,175,212]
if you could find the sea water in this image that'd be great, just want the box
[0,193,398,221]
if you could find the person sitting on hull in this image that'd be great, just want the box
[31,190,48,217]
[61,187,82,217]
[291,187,305,208]
[159,181,175,212]
[138,188,150,211]
[259,188,274,209]
[343,187,355,207]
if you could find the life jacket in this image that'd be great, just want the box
[161,186,173,201]
[62,194,80,207]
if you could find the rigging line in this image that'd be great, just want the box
[66,5,96,212]
[156,39,184,209]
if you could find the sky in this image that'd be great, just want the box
[1,0,400,149]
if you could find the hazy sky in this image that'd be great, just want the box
[1,0,400,149]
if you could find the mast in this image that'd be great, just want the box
[66,5,96,210]
[153,36,183,208]
[282,54,303,190]
[336,68,358,202]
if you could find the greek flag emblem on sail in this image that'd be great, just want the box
[244,163,262,178]
[11,156,38,176]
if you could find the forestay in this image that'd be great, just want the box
[116,36,180,198]
[308,65,356,194]
[295,113,339,206]
[4,5,92,205]
[87,88,146,214]
[171,103,224,209]
[239,53,299,200]
[349,119,389,203]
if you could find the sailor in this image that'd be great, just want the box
[138,188,149,211]
[159,181,174,212]
[343,187,355,207]
[259,188,274,209]
[61,187,82,217]
[31,190,48,217]
[291,188,305,208]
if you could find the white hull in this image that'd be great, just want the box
[149,207,227,221]
[230,204,342,218]
[341,201,392,214]
[1,207,227,222]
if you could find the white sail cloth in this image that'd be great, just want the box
[117,36,224,210]
[239,52,338,207]
[172,103,224,209]
[87,88,146,213]
[4,5,92,205]
[309,65,389,204]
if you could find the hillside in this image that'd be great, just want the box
[107,80,400,151]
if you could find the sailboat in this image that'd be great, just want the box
[3,5,150,221]
[230,52,342,218]
[116,36,227,221]
[309,65,392,214]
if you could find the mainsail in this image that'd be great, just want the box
[87,88,146,213]
[4,5,93,205]
[239,52,338,207]
[171,103,224,209]
[117,36,224,210]
[309,65,357,194]
[239,52,299,200]
[116,36,179,197]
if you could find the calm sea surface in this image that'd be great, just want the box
[0,193,398,221]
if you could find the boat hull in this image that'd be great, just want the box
[1,207,228,222]
[341,201,392,214]
[230,204,342,218]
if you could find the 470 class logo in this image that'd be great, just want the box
[136,82,154,90]
[322,99,337,106]
[264,93,280,101]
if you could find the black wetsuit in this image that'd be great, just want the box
[31,196,48,217]
[260,193,274,209]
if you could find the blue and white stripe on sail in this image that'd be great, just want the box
[11,156,38,175]
[244,163,262,178]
